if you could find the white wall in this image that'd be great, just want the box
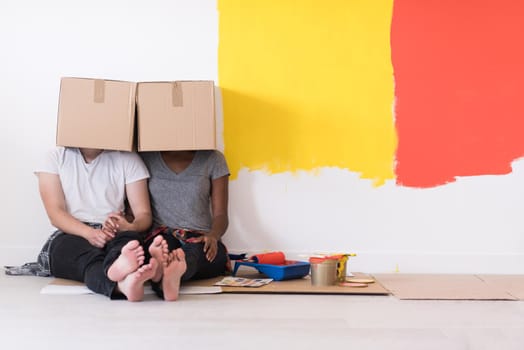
[0,0,218,262]
[1,0,523,274]
[228,165,524,274]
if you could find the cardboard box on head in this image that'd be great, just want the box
[56,77,137,151]
[136,81,216,151]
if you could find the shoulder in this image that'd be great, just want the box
[45,146,76,166]
[104,150,142,163]
[139,152,164,173]
[35,146,78,175]
[138,151,158,165]
[105,151,150,181]
[49,146,66,156]
[199,150,226,163]
[103,151,147,172]
[49,146,73,159]
[198,150,229,178]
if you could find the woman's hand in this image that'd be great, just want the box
[187,234,219,262]
[103,212,131,234]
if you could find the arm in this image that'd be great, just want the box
[124,178,152,232]
[192,175,229,261]
[208,175,229,240]
[38,172,112,248]
[104,179,152,233]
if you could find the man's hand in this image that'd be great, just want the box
[85,228,113,248]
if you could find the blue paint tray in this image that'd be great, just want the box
[232,260,311,281]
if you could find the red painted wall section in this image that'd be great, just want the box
[392,0,524,187]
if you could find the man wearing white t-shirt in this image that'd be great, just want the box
[35,147,157,301]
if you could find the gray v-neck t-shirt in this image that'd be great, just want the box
[140,150,229,232]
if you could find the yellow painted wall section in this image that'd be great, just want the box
[218,0,396,185]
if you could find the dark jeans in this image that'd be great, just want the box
[144,229,228,299]
[49,231,142,299]
[181,240,228,281]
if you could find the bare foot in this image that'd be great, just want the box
[117,258,158,302]
[148,235,169,283]
[162,249,187,301]
[107,240,145,282]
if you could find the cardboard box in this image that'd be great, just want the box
[136,81,216,151]
[56,77,137,151]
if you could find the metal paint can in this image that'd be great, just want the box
[309,256,338,286]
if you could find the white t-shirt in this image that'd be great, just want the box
[35,147,150,224]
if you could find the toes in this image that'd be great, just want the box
[152,235,163,246]
[150,258,158,268]
[175,248,185,260]
[124,240,140,251]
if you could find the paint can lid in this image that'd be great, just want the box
[309,255,339,264]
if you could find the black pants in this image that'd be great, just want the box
[181,240,228,281]
[49,231,142,299]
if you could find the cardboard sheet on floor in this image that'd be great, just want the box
[478,275,524,300]
[42,278,221,295]
[373,273,517,300]
[182,272,389,295]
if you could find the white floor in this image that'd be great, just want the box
[1,272,524,350]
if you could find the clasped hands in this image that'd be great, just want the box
[87,212,129,249]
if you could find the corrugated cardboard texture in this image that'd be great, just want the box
[478,275,524,300]
[49,278,85,287]
[374,273,517,300]
[43,274,524,299]
[56,77,136,151]
[45,272,388,295]
[136,81,216,151]
[183,271,389,295]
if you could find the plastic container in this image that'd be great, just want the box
[309,256,339,286]
[232,260,311,281]
[330,254,349,282]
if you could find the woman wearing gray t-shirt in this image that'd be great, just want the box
[140,150,230,301]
